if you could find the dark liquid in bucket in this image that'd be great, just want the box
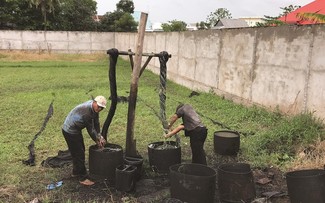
[89,143,123,182]
[148,141,181,173]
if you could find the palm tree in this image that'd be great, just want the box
[29,0,60,30]
[296,12,325,23]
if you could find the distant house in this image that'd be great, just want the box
[278,0,325,25]
[186,23,198,31]
[92,15,104,22]
[239,17,265,27]
[212,19,249,29]
[151,22,164,32]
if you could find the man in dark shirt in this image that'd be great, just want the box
[62,95,107,185]
[165,103,207,165]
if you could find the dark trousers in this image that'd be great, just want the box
[62,129,87,177]
[186,127,207,165]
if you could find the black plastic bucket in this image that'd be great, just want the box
[115,164,137,192]
[169,163,216,203]
[89,143,123,182]
[218,163,256,203]
[124,156,143,180]
[286,169,325,203]
[148,141,181,173]
[214,130,240,156]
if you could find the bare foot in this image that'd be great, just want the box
[79,179,95,186]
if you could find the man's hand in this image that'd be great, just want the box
[163,128,169,134]
[164,132,171,139]
[163,127,171,139]
[96,134,106,149]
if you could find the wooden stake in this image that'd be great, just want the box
[125,12,148,157]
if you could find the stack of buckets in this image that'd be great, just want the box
[88,144,143,192]
[115,156,144,192]
[214,130,256,203]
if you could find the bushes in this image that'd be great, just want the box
[241,112,325,168]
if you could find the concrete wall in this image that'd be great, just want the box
[139,25,325,121]
[0,30,115,53]
[1,25,325,120]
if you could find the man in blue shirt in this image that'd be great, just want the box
[165,103,207,165]
[62,95,107,185]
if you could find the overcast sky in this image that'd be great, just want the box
[96,0,314,23]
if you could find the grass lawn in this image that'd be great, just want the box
[0,51,324,202]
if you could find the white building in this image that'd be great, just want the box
[239,17,265,27]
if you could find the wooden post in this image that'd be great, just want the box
[125,12,148,157]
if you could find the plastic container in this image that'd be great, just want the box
[124,156,143,180]
[89,143,123,182]
[148,141,181,173]
[169,163,216,203]
[214,130,240,156]
[286,169,325,203]
[115,164,137,192]
[218,163,256,202]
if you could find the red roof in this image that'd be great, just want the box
[278,0,325,25]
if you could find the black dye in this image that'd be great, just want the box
[23,100,54,166]
[100,146,123,153]
[149,143,178,150]
[101,48,119,140]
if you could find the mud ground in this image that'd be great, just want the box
[58,151,290,203]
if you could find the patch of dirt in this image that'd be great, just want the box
[209,154,290,203]
[56,152,291,203]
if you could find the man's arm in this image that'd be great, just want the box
[86,116,100,142]
[165,124,184,138]
[168,114,179,129]
[86,125,98,142]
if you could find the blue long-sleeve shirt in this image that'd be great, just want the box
[62,100,100,141]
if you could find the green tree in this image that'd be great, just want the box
[114,13,137,32]
[0,0,97,31]
[0,0,45,30]
[206,8,232,27]
[256,5,301,26]
[296,12,325,23]
[28,0,60,30]
[116,0,134,13]
[280,5,301,23]
[0,0,40,30]
[99,0,137,32]
[53,0,97,31]
[0,0,18,29]
[255,15,285,27]
[196,21,210,30]
[98,11,121,31]
[0,0,136,31]
[161,20,187,32]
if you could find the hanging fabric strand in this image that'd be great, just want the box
[23,100,54,166]
[101,48,119,141]
[158,51,170,132]
[158,52,180,146]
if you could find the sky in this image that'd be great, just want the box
[96,0,315,24]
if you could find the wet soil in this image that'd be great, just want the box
[59,151,290,203]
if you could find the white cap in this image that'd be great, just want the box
[94,95,107,108]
